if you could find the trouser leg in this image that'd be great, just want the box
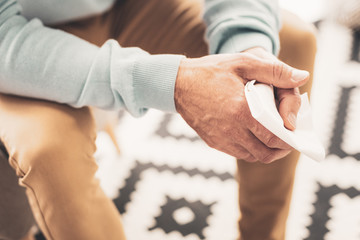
[57,0,208,58]
[237,11,317,240]
[0,94,126,240]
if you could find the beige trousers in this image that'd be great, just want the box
[0,0,317,239]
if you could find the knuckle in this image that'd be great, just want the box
[261,149,291,163]
[223,127,233,138]
[264,134,290,150]
[261,153,277,164]
[258,149,276,163]
[253,124,286,149]
[231,104,247,122]
[272,61,285,83]
[252,120,263,133]
[265,135,279,148]
[239,153,256,162]
[232,144,253,161]
[239,151,251,161]
[244,155,257,163]
[235,53,258,80]
[239,106,253,124]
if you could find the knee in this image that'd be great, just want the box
[9,110,97,178]
[279,11,317,61]
[25,134,95,176]
[284,23,317,53]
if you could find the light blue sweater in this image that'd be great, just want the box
[0,0,279,117]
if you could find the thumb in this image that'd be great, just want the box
[237,53,309,88]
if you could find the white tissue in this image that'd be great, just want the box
[244,80,325,162]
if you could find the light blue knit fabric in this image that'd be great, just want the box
[0,0,279,117]
[204,0,280,54]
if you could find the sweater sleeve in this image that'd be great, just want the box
[204,0,280,55]
[0,0,184,117]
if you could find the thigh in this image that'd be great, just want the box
[279,10,317,95]
[57,0,209,57]
[0,94,95,168]
[109,0,208,57]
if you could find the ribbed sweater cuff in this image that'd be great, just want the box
[133,54,185,113]
[218,31,275,55]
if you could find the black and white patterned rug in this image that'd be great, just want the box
[35,20,360,240]
[93,109,239,240]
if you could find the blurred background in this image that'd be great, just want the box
[41,1,359,239]
[279,0,326,23]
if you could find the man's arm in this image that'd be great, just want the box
[204,0,280,55]
[0,0,184,116]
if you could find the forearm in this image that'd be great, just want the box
[0,0,184,117]
[204,0,280,55]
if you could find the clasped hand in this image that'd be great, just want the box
[175,48,309,163]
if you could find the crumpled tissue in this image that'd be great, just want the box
[245,80,325,162]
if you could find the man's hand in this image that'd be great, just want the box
[175,53,309,163]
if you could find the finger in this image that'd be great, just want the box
[235,53,309,88]
[276,87,301,130]
[248,119,292,150]
[236,129,290,163]
[203,134,257,162]
[238,101,291,149]
[230,144,257,163]
[260,148,292,164]
[214,142,258,162]
[241,155,257,163]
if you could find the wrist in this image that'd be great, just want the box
[174,57,192,114]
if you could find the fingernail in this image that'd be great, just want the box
[291,69,309,82]
[288,113,297,129]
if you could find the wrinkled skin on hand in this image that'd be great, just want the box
[175,51,308,163]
